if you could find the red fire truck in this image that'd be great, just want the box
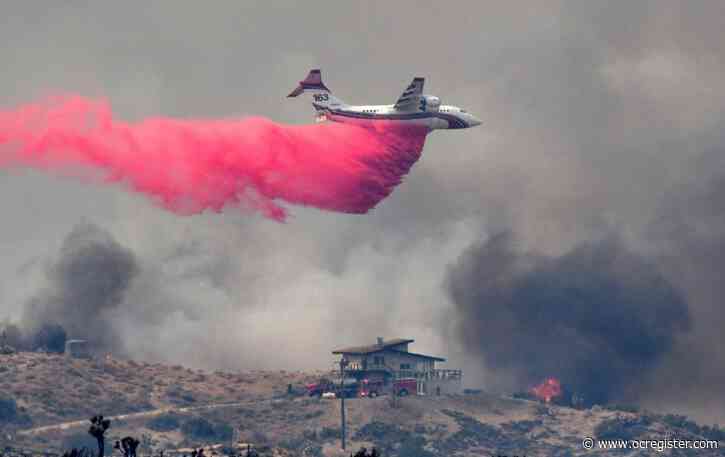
[359,377,417,397]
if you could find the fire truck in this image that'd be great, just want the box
[308,375,419,398]
[359,377,417,398]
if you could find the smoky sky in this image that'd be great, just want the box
[445,233,691,405]
[22,222,138,352]
[1,1,725,421]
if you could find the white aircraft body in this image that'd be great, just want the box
[288,69,481,130]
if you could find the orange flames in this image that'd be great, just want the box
[529,377,562,403]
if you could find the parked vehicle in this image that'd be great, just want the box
[336,377,360,398]
[309,375,418,398]
[306,378,336,397]
[359,377,418,397]
[392,378,417,397]
[307,377,361,398]
[359,377,385,398]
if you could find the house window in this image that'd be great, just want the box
[373,356,385,365]
[400,363,411,370]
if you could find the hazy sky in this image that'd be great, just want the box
[1,1,725,421]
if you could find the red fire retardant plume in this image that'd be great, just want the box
[0,96,429,221]
[530,378,562,403]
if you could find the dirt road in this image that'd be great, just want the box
[18,401,251,436]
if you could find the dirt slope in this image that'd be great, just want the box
[2,352,724,456]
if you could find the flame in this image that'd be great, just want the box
[529,377,562,403]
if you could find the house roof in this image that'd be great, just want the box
[332,338,414,355]
[332,339,446,362]
[390,349,446,362]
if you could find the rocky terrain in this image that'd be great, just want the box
[1,352,724,456]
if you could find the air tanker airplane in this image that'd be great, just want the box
[288,69,482,130]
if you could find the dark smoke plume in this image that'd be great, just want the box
[30,322,67,352]
[638,168,725,410]
[22,222,138,353]
[446,232,690,405]
[2,321,66,353]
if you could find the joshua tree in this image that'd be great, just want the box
[242,444,258,457]
[114,436,140,457]
[88,415,111,457]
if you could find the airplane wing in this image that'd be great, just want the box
[394,77,425,111]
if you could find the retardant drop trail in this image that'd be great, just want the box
[0,96,429,221]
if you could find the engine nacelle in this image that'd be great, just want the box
[421,95,441,112]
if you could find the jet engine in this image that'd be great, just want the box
[421,95,441,112]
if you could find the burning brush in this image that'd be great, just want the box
[529,378,563,403]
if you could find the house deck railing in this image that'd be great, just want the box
[395,368,462,381]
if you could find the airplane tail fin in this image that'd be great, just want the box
[287,69,345,116]
[287,69,330,97]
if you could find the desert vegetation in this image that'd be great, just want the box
[0,394,32,427]
[3,353,725,456]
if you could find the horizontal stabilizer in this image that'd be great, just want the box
[287,69,330,97]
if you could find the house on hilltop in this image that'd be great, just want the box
[332,337,462,395]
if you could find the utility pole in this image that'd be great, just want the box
[339,358,349,451]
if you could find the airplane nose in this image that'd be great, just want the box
[469,115,482,127]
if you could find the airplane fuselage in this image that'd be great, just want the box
[288,69,482,131]
[314,103,481,130]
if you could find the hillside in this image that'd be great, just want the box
[1,352,724,456]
